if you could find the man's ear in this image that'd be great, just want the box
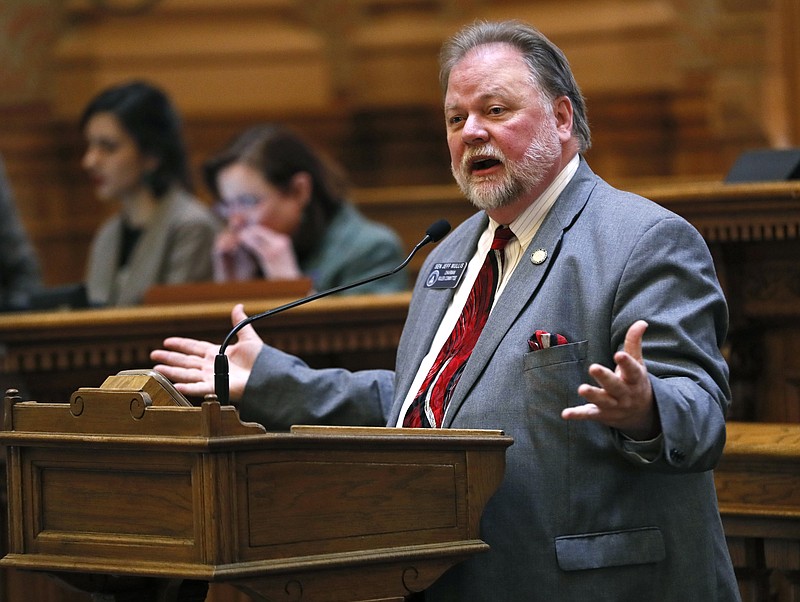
[553,96,574,143]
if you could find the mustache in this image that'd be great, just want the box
[460,145,506,170]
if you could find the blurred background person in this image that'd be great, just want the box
[81,80,218,306]
[204,123,407,294]
[0,153,42,312]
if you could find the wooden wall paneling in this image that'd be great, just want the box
[344,106,452,187]
[0,104,102,288]
[760,328,800,424]
[719,236,800,423]
[666,79,732,177]
[583,92,678,181]
[53,1,336,119]
[778,0,800,144]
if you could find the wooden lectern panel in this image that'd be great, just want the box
[0,372,512,602]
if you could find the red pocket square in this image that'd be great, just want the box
[528,330,568,350]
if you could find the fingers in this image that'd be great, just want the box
[229,303,265,346]
[613,352,649,393]
[231,303,248,325]
[151,363,203,384]
[167,379,213,399]
[566,372,621,420]
[623,319,648,363]
[563,319,655,435]
[584,363,618,396]
[154,336,216,358]
[150,337,216,391]
[561,401,601,420]
[150,348,207,371]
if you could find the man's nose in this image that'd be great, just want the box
[462,114,489,145]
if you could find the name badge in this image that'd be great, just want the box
[425,262,467,289]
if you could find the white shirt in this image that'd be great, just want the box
[395,155,580,426]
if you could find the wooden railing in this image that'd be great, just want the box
[0,292,411,404]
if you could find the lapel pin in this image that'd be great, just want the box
[530,248,548,265]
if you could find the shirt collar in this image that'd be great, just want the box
[488,154,580,250]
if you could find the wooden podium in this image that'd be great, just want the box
[0,371,512,602]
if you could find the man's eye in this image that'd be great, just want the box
[489,106,505,115]
[448,115,464,126]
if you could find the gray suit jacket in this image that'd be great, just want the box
[86,187,218,306]
[240,159,740,601]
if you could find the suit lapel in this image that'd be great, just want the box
[441,161,598,427]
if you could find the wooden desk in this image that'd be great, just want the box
[716,422,800,601]
[5,417,800,602]
[0,292,411,404]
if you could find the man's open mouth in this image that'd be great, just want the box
[470,157,502,172]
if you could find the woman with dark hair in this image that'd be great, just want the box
[81,80,218,306]
[205,123,406,293]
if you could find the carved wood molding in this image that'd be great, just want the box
[628,180,800,243]
[355,179,800,244]
[0,293,411,401]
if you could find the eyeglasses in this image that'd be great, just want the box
[213,193,264,218]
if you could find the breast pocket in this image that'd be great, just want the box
[520,340,589,419]
[522,340,588,371]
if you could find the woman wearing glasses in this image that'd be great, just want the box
[205,124,406,294]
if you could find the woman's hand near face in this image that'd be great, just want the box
[213,229,260,281]
[238,224,302,280]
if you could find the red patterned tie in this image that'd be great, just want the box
[404,226,514,428]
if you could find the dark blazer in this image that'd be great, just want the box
[241,159,740,601]
[0,155,41,310]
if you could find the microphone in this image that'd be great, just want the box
[213,219,451,404]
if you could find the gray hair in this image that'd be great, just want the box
[439,20,591,152]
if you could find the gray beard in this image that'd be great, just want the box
[452,128,561,212]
